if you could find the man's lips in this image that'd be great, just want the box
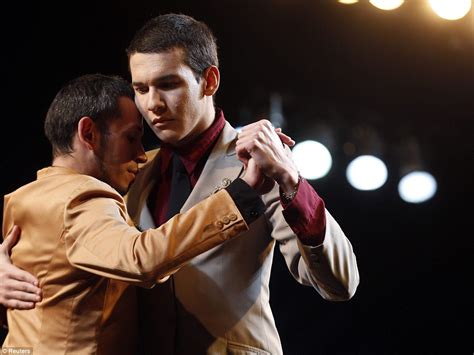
[151,117,173,125]
[128,169,139,176]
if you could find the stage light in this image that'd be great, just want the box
[398,171,437,203]
[396,137,437,203]
[429,0,472,20]
[338,0,359,4]
[292,140,332,180]
[346,155,388,190]
[369,0,404,11]
[343,122,387,191]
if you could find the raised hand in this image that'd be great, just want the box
[236,120,299,194]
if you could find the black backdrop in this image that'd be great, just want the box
[1,1,473,354]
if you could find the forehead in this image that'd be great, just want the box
[129,48,193,82]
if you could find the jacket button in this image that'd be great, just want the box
[229,213,237,221]
[215,221,224,229]
[222,216,230,224]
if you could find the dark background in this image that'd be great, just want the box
[2,1,473,354]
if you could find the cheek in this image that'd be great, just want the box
[122,144,138,162]
[167,92,183,113]
[106,144,135,165]
[135,96,148,116]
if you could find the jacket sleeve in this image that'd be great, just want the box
[262,184,360,301]
[64,180,249,287]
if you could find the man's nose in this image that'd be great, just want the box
[147,89,165,114]
[136,144,148,164]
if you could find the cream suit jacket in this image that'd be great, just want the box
[2,166,251,354]
[126,122,360,355]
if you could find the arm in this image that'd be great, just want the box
[236,120,359,300]
[0,226,42,310]
[65,177,264,286]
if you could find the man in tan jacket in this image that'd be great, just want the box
[1,73,270,354]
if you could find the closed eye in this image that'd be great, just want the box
[134,86,148,95]
[158,80,181,90]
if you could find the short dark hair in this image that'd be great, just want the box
[44,73,134,156]
[126,13,218,80]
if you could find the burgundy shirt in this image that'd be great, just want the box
[149,108,326,246]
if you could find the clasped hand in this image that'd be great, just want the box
[236,120,299,194]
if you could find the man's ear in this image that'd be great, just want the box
[77,117,100,150]
[202,65,220,96]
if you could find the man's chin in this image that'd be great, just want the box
[111,183,131,197]
[155,131,182,147]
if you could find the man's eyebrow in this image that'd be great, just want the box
[132,74,181,87]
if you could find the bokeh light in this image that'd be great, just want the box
[292,140,333,180]
[398,171,437,203]
[369,0,404,11]
[429,0,472,20]
[346,155,388,190]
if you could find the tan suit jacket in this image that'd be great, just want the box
[2,166,250,354]
[127,122,360,355]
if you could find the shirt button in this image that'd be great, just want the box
[222,178,232,187]
[222,216,230,224]
[229,213,237,221]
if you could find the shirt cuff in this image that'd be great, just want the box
[225,178,265,225]
[281,178,326,246]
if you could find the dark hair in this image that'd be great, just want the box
[44,73,134,156]
[126,13,218,80]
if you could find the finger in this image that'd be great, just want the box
[8,268,40,287]
[2,226,21,252]
[276,131,295,147]
[3,287,42,303]
[2,298,36,310]
[238,125,274,143]
[237,134,265,149]
[239,122,257,133]
[6,279,42,297]
[239,119,271,134]
[235,144,251,162]
[235,140,255,156]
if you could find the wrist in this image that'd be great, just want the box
[280,173,301,203]
[278,168,299,194]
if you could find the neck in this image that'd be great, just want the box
[52,151,97,177]
[201,104,216,134]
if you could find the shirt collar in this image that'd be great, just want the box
[37,166,79,179]
[159,108,226,175]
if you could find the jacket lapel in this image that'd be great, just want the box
[181,122,244,213]
[128,122,244,228]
